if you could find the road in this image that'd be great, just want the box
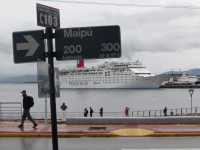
[0,137,200,150]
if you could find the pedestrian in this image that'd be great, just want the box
[124,107,129,117]
[60,103,67,110]
[90,107,94,117]
[18,90,38,128]
[84,108,88,117]
[99,107,103,117]
[163,107,167,116]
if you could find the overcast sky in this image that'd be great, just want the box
[1,0,200,78]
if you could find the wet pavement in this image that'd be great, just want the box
[0,120,200,137]
[1,137,200,150]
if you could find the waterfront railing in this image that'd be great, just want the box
[0,102,199,120]
[0,102,22,120]
[131,107,200,117]
[31,112,126,119]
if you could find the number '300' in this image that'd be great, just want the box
[101,43,120,51]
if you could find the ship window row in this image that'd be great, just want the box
[62,75,139,79]
[61,76,137,80]
[62,80,131,84]
[61,78,136,83]
[66,72,104,76]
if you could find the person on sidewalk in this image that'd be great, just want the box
[124,107,129,117]
[163,107,167,116]
[18,90,38,128]
[90,107,94,117]
[99,107,103,117]
[84,108,88,117]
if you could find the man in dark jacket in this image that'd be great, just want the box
[99,107,103,117]
[18,90,38,128]
[90,107,93,117]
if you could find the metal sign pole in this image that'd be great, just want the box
[46,27,58,150]
[45,98,47,124]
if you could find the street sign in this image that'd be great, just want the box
[36,3,60,29]
[12,30,45,63]
[55,25,121,60]
[37,60,50,98]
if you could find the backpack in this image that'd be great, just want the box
[124,109,128,114]
[28,96,34,107]
[91,109,94,113]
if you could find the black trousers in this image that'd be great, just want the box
[21,109,36,125]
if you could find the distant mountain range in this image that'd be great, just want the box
[163,68,200,75]
[1,68,200,83]
[0,75,37,83]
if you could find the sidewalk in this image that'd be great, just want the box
[0,120,200,137]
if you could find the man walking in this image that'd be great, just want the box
[18,90,38,128]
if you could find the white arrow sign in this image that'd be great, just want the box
[16,35,39,56]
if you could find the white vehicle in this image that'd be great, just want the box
[59,60,167,89]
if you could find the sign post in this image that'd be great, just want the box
[36,3,60,150]
[45,27,58,150]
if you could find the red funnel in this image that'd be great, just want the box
[77,60,84,68]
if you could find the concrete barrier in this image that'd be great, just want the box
[66,116,200,124]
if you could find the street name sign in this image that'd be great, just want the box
[12,30,45,63]
[55,25,121,60]
[36,3,60,29]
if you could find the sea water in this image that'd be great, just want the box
[0,83,199,113]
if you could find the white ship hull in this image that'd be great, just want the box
[59,60,167,89]
[59,74,167,89]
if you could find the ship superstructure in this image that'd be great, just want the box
[59,60,167,89]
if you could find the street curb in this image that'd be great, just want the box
[1,132,200,137]
[148,133,200,137]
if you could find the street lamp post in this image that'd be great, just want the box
[189,89,194,115]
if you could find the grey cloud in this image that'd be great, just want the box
[90,8,200,54]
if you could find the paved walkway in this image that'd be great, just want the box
[0,120,200,137]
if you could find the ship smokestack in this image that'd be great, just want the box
[77,59,84,68]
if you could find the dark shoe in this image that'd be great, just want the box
[33,124,38,128]
[18,124,23,128]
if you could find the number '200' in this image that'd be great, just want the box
[101,43,120,51]
[64,45,82,54]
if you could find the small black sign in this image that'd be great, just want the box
[55,25,121,60]
[36,3,60,29]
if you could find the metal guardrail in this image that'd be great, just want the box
[31,112,126,119]
[131,107,200,117]
[0,102,22,120]
[0,102,199,120]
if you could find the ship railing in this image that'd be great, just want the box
[0,102,22,120]
[131,107,200,117]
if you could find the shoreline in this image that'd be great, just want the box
[159,85,200,88]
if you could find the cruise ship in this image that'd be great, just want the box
[59,59,167,89]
